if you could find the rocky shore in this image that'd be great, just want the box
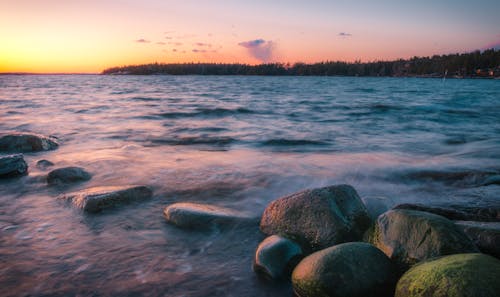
[2,131,499,297]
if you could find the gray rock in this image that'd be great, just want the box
[36,159,54,170]
[372,209,478,271]
[253,235,303,280]
[60,185,153,212]
[455,221,500,259]
[164,202,254,230]
[394,203,499,222]
[0,154,28,178]
[292,242,397,297]
[47,166,91,185]
[0,133,58,153]
[395,253,500,297]
[260,185,371,251]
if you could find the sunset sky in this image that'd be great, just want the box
[1,0,499,73]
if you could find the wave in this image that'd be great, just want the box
[149,136,236,146]
[155,107,256,119]
[260,138,330,146]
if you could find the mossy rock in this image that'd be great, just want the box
[292,242,397,297]
[396,253,500,297]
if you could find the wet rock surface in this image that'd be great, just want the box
[0,154,28,178]
[253,235,303,280]
[47,167,92,185]
[394,203,500,222]
[292,242,397,297]
[0,133,58,153]
[260,185,371,251]
[372,209,478,271]
[164,202,255,230]
[395,253,500,297]
[60,185,153,212]
[454,221,500,258]
[36,159,54,170]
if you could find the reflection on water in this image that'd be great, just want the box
[0,75,499,296]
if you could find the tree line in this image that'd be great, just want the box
[102,49,500,78]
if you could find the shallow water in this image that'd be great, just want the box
[1,75,499,296]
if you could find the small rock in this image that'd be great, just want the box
[372,209,478,271]
[253,235,303,280]
[394,203,499,222]
[455,221,500,259]
[260,184,372,251]
[0,154,28,178]
[0,133,58,152]
[60,185,153,212]
[164,202,254,230]
[395,253,500,297]
[292,242,397,297]
[36,159,54,170]
[47,166,91,185]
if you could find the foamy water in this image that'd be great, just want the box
[1,75,499,296]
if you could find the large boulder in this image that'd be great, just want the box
[253,235,303,280]
[0,154,28,178]
[395,253,500,297]
[394,203,499,222]
[455,221,500,259]
[292,242,397,297]
[0,133,58,153]
[260,185,371,251]
[60,185,153,212]
[164,202,255,230]
[47,166,91,185]
[372,209,478,271]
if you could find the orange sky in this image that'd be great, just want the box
[1,0,498,73]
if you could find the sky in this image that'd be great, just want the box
[1,0,499,73]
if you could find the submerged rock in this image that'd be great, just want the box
[164,202,254,230]
[0,133,58,153]
[253,235,303,280]
[260,185,371,251]
[47,166,91,185]
[0,154,28,178]
[395,253,500,297]
[455,221,500,259]
[292,242,397,297]
[394,203,500,222]
[399,169,496,187]
[60,185,153,212]
[483,175,500,186]
[372,209,478,271]
[36,159,54,170]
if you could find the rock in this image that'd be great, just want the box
[399,169,495,187]
[292,242,397,297]
[47,166,91,185]
[395,253,500,297]
[0,154,28,178]
[36,159,54,170]
[0,133,58,153]
[164,202,254,230]
[253,235,303,280]
[394,203,499,222]
[483,175,500,186]
[455,221,500,258]
[60,185,153,212]
[260,185,371,251]
[372,209,478,271]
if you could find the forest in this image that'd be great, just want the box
[102,49,500,78]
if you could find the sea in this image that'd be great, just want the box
[1,75,499,296]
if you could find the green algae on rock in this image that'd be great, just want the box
[395,253,500,297]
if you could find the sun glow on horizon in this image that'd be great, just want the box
[1,0,499,73]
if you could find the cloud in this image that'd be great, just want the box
[168,42,183,46]
[238,39,275,63]
[192,49,207,53]
[156,42,166,45]
[194,42,212,47]
[338,32,352,37]
[135,38,150,43]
